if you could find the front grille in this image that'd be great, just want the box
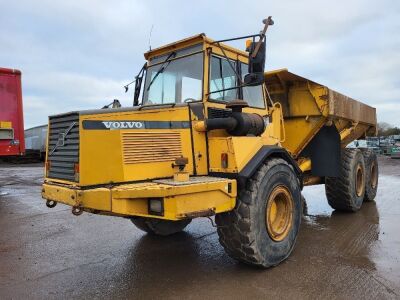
[208,107,232,119]
[122,132,182,164]
[47,113,79,181]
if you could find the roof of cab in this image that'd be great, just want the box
[144,33,249,60]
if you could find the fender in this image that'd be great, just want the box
[238,146,302,188]
[210,146,302,189]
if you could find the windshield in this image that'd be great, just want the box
[143,52,203,105]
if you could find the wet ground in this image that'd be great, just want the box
[0,157,399,299]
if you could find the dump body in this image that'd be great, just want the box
[0,68,25,156]
[264,69,376,158]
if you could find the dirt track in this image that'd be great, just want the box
[0,156,399,299]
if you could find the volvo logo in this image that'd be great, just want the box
[102,121,144,129]
[57,133,66,147]
[49,121,76,155]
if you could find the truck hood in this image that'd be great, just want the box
[46,105,202,186]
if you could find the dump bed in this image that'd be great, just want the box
[264,69,376,157]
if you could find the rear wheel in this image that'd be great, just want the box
[361,149,378,202]
[325,149,366,211]
[216,158,302,268]
[130,217,191,236]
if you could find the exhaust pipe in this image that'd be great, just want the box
[195,112,265,136]
[195,100,265,136]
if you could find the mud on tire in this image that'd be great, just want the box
[325,148,366,211]
[360,149,379,202]
[130,217,191,236]
[215,158,302,268]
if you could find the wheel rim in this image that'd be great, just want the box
[266,185,294,242]
[370,161,378,189]
[355,163,365,197]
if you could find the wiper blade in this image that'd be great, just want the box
[146,51,176,91]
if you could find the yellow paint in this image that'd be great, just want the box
[42,183,111,211]
[263,103,284,145]
[43,178,236,221]
[78,106,193,186]
[265,70,331,157]
[265,185,294,242]
[174,172,189,182]
[0,121,12,129]
[299,158,311,172]
[207,136,264,173]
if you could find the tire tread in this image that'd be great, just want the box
[216,158,297,267]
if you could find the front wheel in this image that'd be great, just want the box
[130,217,191,236]
[216,158,302,268]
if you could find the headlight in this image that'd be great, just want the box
[148,198,164,216]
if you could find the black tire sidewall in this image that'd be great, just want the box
[364,151,378,202]
[350,150,366,209]
[254,163,302,266]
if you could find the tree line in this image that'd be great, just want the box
[378,122,400,136]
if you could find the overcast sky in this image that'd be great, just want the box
[1,0,399,128]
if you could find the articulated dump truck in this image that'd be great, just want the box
[42,19,377,268]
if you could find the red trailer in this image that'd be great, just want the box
[0,68,25,156]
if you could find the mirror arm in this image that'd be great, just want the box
[251,16,274,58]
[210,34,261,45]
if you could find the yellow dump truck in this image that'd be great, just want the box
[42,19,378,267]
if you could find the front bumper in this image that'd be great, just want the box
[42,177,237,220]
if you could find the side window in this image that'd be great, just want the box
[240,63,265,108]
[210,56,238,101]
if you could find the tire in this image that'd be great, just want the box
[130,217,191,236]
[215,158,302,268]
[361,149,378,202]
[325,149,366,212]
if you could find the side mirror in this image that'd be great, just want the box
[244,40,265,86]
[244,17,273,86]
[244,72,264,86]
[248,40,266,74]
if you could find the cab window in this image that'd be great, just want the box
[209,55,265,108]
[143,52,203,105]
[240,62,265,108]
[209,56,238,101]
